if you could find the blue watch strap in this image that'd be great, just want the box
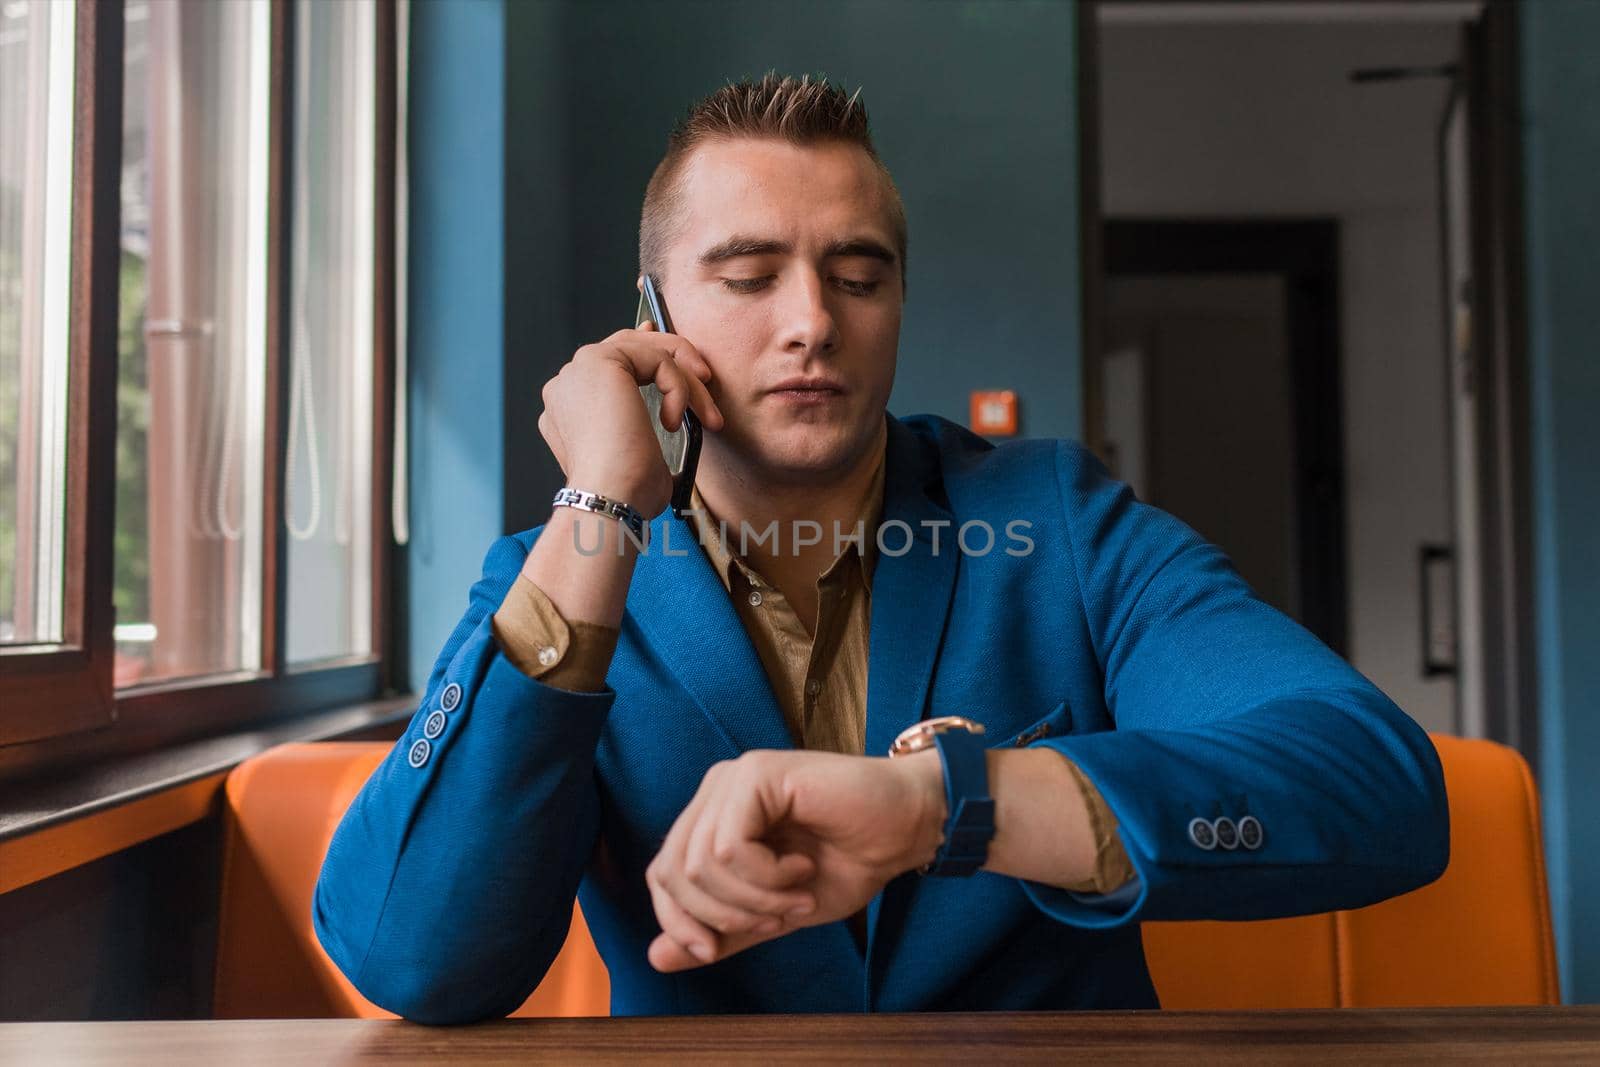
[926,728,996,877]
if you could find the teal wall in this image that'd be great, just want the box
[502,0,575,535]
[406,0,507,689]
[1523,0,1600,1006]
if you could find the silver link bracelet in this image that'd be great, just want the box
[552,487,648,545]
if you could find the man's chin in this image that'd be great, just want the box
[746,429,872,483]
[711,408,884,483]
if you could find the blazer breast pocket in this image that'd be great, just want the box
[991,699,1074,749]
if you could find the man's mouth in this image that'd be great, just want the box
[767,376,846,397]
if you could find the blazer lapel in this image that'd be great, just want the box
[864,414,960,758]
[864,414,960,975]
[626,509,794,755]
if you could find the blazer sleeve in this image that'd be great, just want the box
[313,530,614,1023]
[1021,441,1450,929]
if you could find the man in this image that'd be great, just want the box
[315,74,1448,1023]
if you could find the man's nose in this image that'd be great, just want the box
[780,272,841,355]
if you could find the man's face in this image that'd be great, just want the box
[657,138,902,487]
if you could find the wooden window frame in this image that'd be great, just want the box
[0,0,400,776]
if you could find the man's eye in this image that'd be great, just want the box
[833,278,879,296]
[722,277,772,294]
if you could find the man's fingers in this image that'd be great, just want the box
[647,932,701,973]
[667,869,781,937]
[648,929,760,974]
[602,333,724,430]
[655,356,723,433]
[598,330,698,382]
[721,838,818,895]
[772,850,817,886]
[648,781,771,937]
[711,762,817,894]
[669,344,716,384]
[653,359,705,433]
[707,848,817,921]
[706,803,818,894]
[646,869,719,967]
[643,754,835,974]
[649,919,779,973]
[682,817,815,920]
[659,807,782,934]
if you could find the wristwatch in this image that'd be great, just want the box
[888,715,995,877]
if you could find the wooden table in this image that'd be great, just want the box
[4,1007,1599,1064]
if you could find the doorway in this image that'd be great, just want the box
[1102,220,1345,653]
[1079,0,1533,749]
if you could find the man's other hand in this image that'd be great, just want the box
[644,749,946,972]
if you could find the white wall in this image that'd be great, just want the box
[1099,18,1461,733]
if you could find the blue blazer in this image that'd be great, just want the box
[315,413,1449,1023]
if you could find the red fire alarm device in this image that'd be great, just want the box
[970,390,1018,436]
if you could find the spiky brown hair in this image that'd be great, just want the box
[638,72,907,290]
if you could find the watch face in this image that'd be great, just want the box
[888,715,986,757]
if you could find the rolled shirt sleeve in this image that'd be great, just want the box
[1059,757,1137,895]
[492,574,620,692]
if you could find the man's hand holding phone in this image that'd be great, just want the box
[537,312,722,520]
[520,282,723,630]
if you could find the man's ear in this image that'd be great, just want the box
[636,273,645,293]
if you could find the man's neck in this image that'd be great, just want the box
[693,419,887,580]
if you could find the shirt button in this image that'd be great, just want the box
[806,678,822,697]
[748,590,764,607]
[408,738,431,768]
[537,645,559,668]
[439,682,462,712]
[423,710,446,740]
[1188,817,1218,851]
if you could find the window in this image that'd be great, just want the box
[0,0,399,755]
[1,0,76,650]
[286,0,377,667]
[115,0,271,685]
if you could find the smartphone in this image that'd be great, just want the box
[635,273,702,518]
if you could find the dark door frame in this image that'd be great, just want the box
[1097,220,1348,657]
[1456,2,1539,765]
[1076,0,1538,759]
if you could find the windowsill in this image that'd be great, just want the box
[0,695,414,894]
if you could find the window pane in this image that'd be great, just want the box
[115,0,270,685]
[0,0,74,647]
[285,0,376,666]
